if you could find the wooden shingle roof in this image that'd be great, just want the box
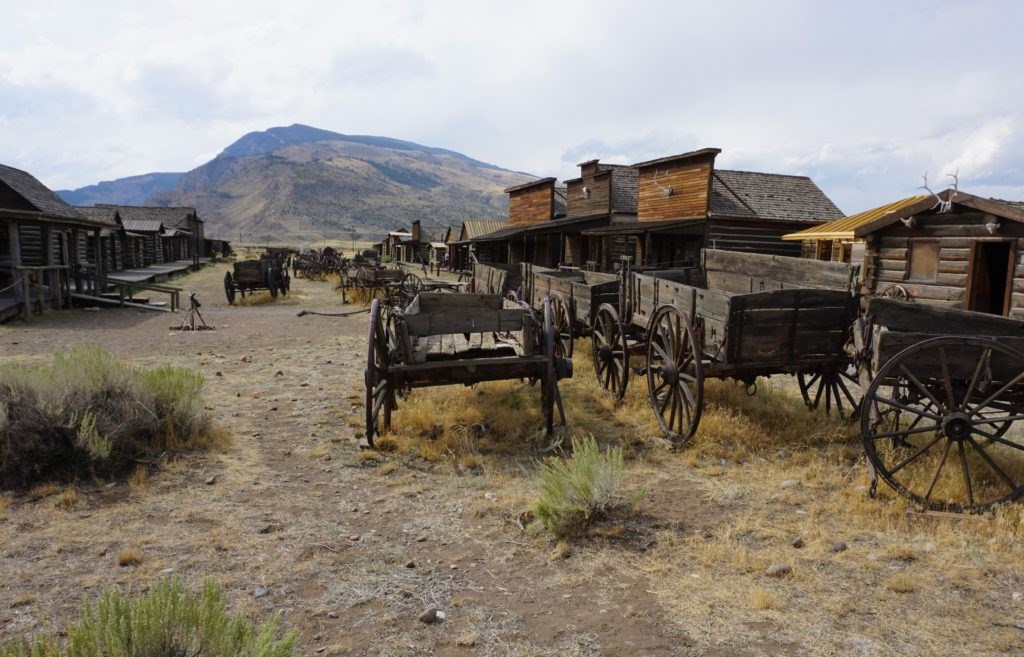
[0,164,91,223]
[95,204,199,229]
[458,219,507,241]
[711,170,843,223]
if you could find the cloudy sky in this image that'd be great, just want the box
[1,0,1022,213]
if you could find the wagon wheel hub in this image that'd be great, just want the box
[660,363,679,385]
[598,343,614,360]
[942,413,972,442]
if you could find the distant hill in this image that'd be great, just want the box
[59,124,533,241]
[57,172,183,206]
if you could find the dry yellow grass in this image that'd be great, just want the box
[117,548,142,567]
[128,465,149,492]
[56,487,78,509]
[887,573,918,593]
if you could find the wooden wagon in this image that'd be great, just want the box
[363,293,573,445]
[854,298,1024,512]
[591,249,860,442]
[471,262,521,297]
[223,256,290,304]
[520,264,619,358]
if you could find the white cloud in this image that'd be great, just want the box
[0,0,1021,210]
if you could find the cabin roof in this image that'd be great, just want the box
[782,195,930,241]
[95,204,200,229]
[458,219,507,240]
[122,219,165,233]
[851,190,1024,237]
[0,164,95,223]
[711,170,843,224]
[464,224,526,242]
[75,205,123,226]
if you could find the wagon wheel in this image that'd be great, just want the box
[365,299,398,447]
[645,305,704,444]
[798,365,862,420]
[281,271,290,295]
[548,293,574,358]
[223,271,236,305]
[399,273,423,308]
[540,297,566,435]
[267,269,279,299]
[878,284,909,301]
[592,303,629,400]
[861,336,1024,513]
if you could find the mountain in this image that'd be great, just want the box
[57,172,183,206]
[59,124,534,242]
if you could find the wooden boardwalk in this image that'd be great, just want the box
[107,258,210,284]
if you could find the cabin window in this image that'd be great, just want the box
[907,240,940,282]
[0,222,9,259]
[815,240,833,261]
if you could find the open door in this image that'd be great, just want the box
[967,240,1015,315]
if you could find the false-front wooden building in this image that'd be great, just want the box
[833,190,1024,317]
[0,164,117,321]
[581,148,843,270]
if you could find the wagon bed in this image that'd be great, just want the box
[364,293,572,445]
[592,249,860,441]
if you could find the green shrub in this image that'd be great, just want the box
[1,577,296,657]
[0,344,213,489]
[534,435,637,538]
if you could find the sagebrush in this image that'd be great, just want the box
[534,435,638,538]
[0,344,213,488]
[0,576,296,657]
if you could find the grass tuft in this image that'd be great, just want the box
[533,435,638,538]
[0,576,296,657]
[116,548,142,567]
[0,344,216,489]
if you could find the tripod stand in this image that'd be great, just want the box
[172,292,214,331]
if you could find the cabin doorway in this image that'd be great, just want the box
[967,241,1014,315]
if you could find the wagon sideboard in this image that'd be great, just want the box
[522,264,618,325]
[472,261,521,296]
[630,270,856,376]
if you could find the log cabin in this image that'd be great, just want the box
[96,205,205,264]
[0,164,117,321]
[447,219,506,270]
[838,189,1024,317]
[780,195,929,269]
[580,148,843,271]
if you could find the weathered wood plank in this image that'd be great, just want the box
[869,298,1024,335]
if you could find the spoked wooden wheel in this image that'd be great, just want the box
[364,299,397,447]
[645,305,703,444]
[267,270,279,298]
[540,297,559,435]
[399,273,423,308]
[592,303,629,400]
[223,272,236,305]
[798,365,862,420]
[861,336,1024,512]
[549,292,574,358]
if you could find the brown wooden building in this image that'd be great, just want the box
[838,190,1024,317]
[97,204,205,264]
[581,149,842,271]
[448,219,506,270]
[1,164,117,321]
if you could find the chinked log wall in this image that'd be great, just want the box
[866,211,1024,318]
[707,220,804,257]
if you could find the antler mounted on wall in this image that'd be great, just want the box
[652,169,673,197]
[919,168,958,214]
